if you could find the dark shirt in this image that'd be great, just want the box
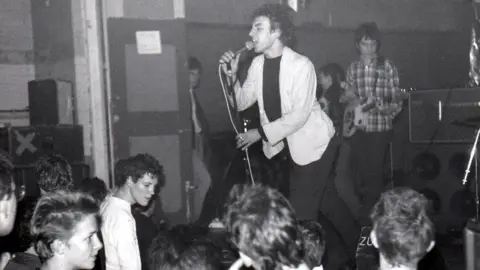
[133,211,159,270]
[4,252,41,270]
[260,55,289,156]
[262,55,282,122]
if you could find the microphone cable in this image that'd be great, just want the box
[218,64,255,185]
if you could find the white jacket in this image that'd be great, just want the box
[234,46,334,165]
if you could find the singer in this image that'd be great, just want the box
[219,3,335,221]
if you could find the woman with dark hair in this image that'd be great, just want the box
[30,191,103,270]
[317,63,346,135]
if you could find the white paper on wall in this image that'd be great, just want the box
[136,31,162,55]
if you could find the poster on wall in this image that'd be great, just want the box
[136,31,162,55]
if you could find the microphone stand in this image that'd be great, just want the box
[463,127,480,219]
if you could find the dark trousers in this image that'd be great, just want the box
[289,136,339,221]
[350,130,392,224]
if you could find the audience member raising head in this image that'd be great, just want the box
[370,187,435,270]
[0,155,17,237]
[30,191,103,270]
[298,220,326,270]
[35,154,73,193]
[223,184,307,270]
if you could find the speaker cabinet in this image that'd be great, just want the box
[28,79,76,125]
[1,125,84,166]
[409,87,480,143]
[398,143,477,233]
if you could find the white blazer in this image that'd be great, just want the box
[234,46,335,165]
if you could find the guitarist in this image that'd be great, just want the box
[345,22,404,226]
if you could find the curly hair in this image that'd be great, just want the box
[114,153,165,188]
[30,191,100,262]
[35,154,73,192]
[148,229,223,270]
[251,4,296,46]
[0,153,14,200]
[370,187,435,267]
[298,220,326,268]
[223,184,304,270]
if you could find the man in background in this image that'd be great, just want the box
[188,56,213,222]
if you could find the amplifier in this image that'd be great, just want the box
[0,125,84,166]
[28,79,76,125]
[409,87,480,143]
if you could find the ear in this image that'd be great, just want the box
[126,176,135,187]
[271,27,282,39]
[51,239,66,255]
[370,229,379,248]
[426,240,435,253]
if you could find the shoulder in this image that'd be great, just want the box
[383,58,398,69]
[286,47,313,68]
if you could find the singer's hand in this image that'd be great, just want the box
[236,129,261,150]
[219,51,240,78]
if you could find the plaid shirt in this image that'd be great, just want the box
[346,56,403,132]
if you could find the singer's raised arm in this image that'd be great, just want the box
[230,56,260,111]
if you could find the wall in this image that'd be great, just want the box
[30,0,93,159]
[0,0,34,112]
[185,0,473,31]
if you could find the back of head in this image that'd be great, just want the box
[370,187,435,267]
[188,56,202,73]
[30,190,100,262]
[35,154,73,192]
[148,230,222,270]
[298,220,326,269]
[114,153,165,188]
[251,4,295,47]
[223,184,304,269]
[76,177,108,204]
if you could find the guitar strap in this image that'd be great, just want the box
[372,56,385,95]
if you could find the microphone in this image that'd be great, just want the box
[233,41,254,56]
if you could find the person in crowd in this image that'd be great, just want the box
[0,155,16,237]
[76,177,109,205]
[219,3,335,221]
[298,220,326,270]
[3,197,41,270]
[370,187,435,270]
[148,230,223,270]
[223,184,309,270]
[132,195,160,270]
[36,154,74,193]
[101,153,164,270]
[30,191,103,270]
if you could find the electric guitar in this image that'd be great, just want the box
[342,88,411,138]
